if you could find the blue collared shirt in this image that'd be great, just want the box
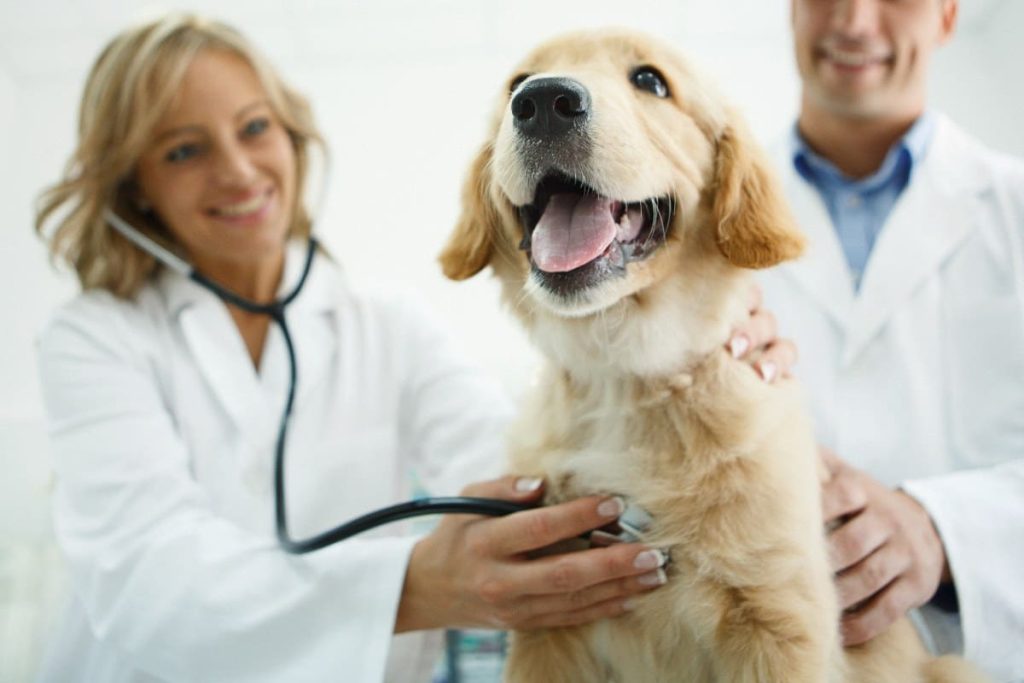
[791,112,936,291]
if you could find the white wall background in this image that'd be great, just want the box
[1,1,1021,680]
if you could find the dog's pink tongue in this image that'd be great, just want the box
[532,194,617,273]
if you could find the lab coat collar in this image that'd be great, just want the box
[774,114,985,367]
[774,154,856,328]
[156,238,338,318]
[155,239,343,446]
[844,118,981,364]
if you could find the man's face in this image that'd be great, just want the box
[792,0,957,120]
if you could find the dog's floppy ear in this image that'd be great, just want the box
[439,141,499,280]
[711,117,804,268]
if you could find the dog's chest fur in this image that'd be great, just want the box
[506,353,840,680]
[509,351,806,521]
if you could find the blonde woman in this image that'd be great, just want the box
[31,14,706,683]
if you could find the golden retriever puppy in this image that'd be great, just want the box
[440,29,988,683]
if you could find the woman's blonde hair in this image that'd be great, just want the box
[35,13,325,298]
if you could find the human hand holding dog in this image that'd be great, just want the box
[819,447,951,646]
[395,475,668,633]
[727,283,797,383]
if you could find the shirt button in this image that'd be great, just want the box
[845,194,862,208]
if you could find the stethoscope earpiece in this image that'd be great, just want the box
[103,209,191,276]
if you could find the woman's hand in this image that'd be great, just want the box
[727,283,797,383]
[395,476,669,632]
[819,448,950,645]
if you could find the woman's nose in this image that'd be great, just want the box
[213,141,258,187]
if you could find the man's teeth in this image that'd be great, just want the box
[827,49,884,66]
[215,193,268,216]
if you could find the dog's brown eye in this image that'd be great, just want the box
[509,73,531,95]
[630,66,669,98]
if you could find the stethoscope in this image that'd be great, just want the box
[103,209,535,554]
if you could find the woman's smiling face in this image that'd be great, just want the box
[136,48,297,277]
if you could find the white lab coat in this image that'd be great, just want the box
[759,114,1024,682]
[34,243,512,683]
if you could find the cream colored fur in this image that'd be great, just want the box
[440,29,989,683]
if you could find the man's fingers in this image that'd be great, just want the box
[819,446,843,475]
[487,495,625,556]
[747,308,778,352]
[728,309,777,360]
[835,543,907,609]
[755,340,798,382]
[821,467,868,523]
[841,578,913,646]
[828,508,891,572]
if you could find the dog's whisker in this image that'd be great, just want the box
[519,278,542,308]
[659,197,672,245]
[652,198,662,249]
[640,197,660,252]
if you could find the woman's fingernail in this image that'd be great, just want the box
[633,549,668,570]
[622,598,639,611]
[759,361,777,383]
[729,335,749,359]
[597,496,625,518]
[637,568,668,587]
[515,477,543,492]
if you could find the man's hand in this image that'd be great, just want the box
[727,283,797,383]
[820,448,951,646]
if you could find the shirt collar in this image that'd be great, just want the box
[157,238,340,318]
[790,110,936,190]
[901,109,936,166]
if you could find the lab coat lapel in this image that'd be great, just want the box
[175,285,282,447]
[842,121,980,366]
[158,241,337,449]
[257,245,341,420]
[774,161,855,331]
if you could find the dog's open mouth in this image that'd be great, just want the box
[517,172,674,294]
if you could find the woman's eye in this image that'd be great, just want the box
[630,67,669,98]
[165,143,201,163]
[243,117,270,137]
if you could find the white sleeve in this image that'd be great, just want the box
[38,298,417,683]
[907,158,1024,682]
[389,294,515,496]
[902,460,1024,682]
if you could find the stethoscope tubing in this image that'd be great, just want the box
[104,210,533,553]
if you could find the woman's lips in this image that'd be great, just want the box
[208,188,276,225]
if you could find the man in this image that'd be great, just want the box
[759,0,1024,680]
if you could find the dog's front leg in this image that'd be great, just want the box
[504,628,606,683]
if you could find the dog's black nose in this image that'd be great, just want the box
[511,77,590,138]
